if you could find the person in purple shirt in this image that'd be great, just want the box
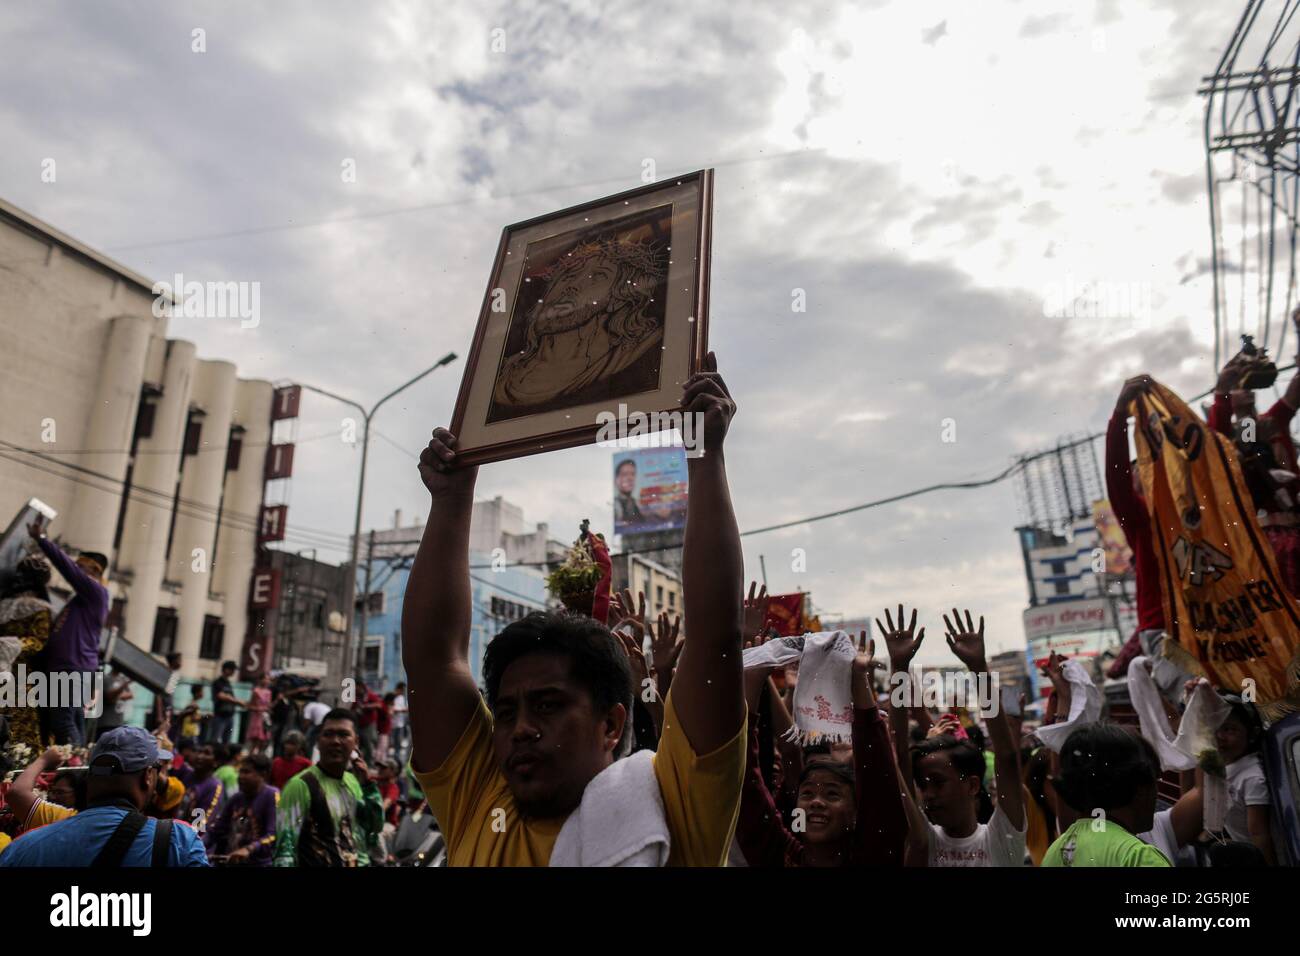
[181,743,225,829]
[27,518,109,746]
[205,752,278,866]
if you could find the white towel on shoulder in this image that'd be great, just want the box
[549,749,670,867]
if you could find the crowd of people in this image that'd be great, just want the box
[0,349,1294,866]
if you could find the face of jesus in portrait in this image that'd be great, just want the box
[532,254,621,335]
[488,235,668,422]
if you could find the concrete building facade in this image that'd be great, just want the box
[0,197,280,687]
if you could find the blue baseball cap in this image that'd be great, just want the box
[89,727,173,775]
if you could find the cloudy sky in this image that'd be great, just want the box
[0,0,1277,664]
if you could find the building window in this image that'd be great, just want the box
[151,607,178,656]
[1054,580,1070,595]
[133,395,158,442]
[656,585,664,606]
[668,591,675,608]
[225,427,244,471]
[200,615,225,660]
[183,417,202,456]
[490,596,531,622]
[363,637,383,684]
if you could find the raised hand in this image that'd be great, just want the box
[615,629,651,690]
[741,630,778,711]
[680,351,737,455]
[1116,374,1153,411]
[742,581,769,641]
[417,427,478,499]
[26,516,46,540]
[875,604,925,674]
[1038,650,1068,693]
[929,713,961,739]
[650,611,683,676]
[943,608,988,673]
[851,629,875,678]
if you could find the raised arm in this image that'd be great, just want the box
[1106,376,1150,527]
[944,608,1024,831]
[402,427,483,773]
[29,520,106,601]
[876,605,931,866]
[672,352,745,755]
[850,631,908,866]
[736,637,796,867]
[7,748,64,826]
[1209,354,1254,436]
[877,604,926,784]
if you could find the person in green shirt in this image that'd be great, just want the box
[274,709,384,866]
[1042,723,1171,867]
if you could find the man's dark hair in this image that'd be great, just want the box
[167,652,183,668]
[241,753,271,778]
[323,708,357,730]
[616,459,636,474]
[482,610,633,719]
[79,550,109,570]
[910,734,986,783]
[1052,723,1159,814]
[221,660,237,672]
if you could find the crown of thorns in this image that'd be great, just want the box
[540,236,665,283]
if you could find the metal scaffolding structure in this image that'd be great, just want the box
[1013,433,1105,535]
[1202,0,1300,369]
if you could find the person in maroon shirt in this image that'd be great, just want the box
[270,731,312,790]
[735,631,906,867]
[1206,325,1300,597]
[1104,375,1167,678]
[353,682,382,761]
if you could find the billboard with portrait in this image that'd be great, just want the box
[612,447,688,534]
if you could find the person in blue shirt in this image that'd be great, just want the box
[0,726,208,867]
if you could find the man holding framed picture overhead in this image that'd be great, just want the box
[400,171,745,866]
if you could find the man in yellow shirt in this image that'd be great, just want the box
[404,352,746,866]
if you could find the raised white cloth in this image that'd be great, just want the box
[742,630,855,744]
[1033,659,1103,752]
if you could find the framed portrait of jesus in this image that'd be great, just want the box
[449,169,713,466]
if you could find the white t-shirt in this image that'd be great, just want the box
[1140,808,1196,867]
[1224,754,1270,844]
[303,701,331,726]
[927,806,1027,867]
[391,693,408,729]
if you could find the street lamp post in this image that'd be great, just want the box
[299,351,457,680]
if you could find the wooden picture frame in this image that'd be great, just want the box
[449,169,713,466]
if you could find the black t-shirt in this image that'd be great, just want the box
[212,676,235,716]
